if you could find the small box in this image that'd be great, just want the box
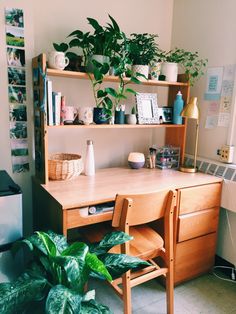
[156,146,180,169]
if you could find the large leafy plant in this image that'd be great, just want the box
[0,230,149,314]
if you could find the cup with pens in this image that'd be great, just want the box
[115,104,125,124]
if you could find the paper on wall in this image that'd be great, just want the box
[204,67,223,101]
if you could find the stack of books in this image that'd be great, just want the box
[46,80,65,126]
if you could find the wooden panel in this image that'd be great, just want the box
[66,208,113,228]
[178,207,219,242]
[175,233,217,284]
[179,183,221,214]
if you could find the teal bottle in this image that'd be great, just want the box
[173,91,184,124]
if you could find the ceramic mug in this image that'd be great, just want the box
[48,51,69,70]
[78,107,93,125]
[64,106,77,123]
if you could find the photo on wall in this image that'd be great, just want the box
[5,8,24,28]
[9,104,27,122]
[8,67,26,85]
[11,138,28,157]
[7,47,25,67]
[8,85,26,103]
[6,26,24,47]
[10,121,27,139]
[12,155,29,173]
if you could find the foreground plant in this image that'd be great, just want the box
[0,230,149,314]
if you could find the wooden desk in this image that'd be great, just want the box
[32,167,222,284]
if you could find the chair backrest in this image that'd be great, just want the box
[112,190,176,228]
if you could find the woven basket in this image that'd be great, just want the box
[48,153,83,180]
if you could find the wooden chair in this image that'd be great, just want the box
[86,190,176,314]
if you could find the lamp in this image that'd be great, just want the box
[179,97,199,173]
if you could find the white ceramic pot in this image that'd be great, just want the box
[132,65,149,81]
[125,114,137,125]
[78,107,93,125]
[48,51,69,70]
[161,62,178,82]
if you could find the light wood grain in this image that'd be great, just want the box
[47,124,185,129]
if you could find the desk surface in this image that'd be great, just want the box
[39,167,222,210]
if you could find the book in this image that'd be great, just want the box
[60,95,66,125]
[52,91,62,126]
[46,80,53,126]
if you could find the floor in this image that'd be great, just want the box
[89,272,236,313]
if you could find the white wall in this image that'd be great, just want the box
[172,0,236,265]
[0,0,174,235]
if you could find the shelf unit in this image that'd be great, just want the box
[32,53,190,184]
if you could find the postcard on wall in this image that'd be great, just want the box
[205,115,218,129]
[11,139,28,157]
[9,121,27,139]
[12,155,29,173]
[218,112,230,127]
[7,47,25,67]
[5,8,24,28]
[8,67,26,86]
[9,104,27,122]
[204,67,223,101]
[8,85,26,103]
[5,26,24,48]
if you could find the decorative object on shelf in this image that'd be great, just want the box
[148,147,157,168]
[158,107,173,124]
[136,93,159,124]
[48,51,69,70]
[125,106,137,125]
[127,33,159,80]
[180,97,199,173]
[93,107,109,124]
[150,62,162,80]
[161,48,208,85]
[64,106,77,124]
[156,146,180,169]
[173,91,184,124]
[84,139,95,176]
[78,106,93,125]
[128,152,145,169]
[48,153,83,180]
[114,104,125,124]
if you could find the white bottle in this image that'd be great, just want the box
[85,140,95,176]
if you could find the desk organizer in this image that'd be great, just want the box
[156,146,180,169]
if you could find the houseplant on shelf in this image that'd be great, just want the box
[0,230,149,313]
[127,33,159,80]
[161,48,208,85]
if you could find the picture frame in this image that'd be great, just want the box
[158,106,173,123]
[136,93,159,124]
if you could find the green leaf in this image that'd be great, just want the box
[53,43,68,52]
[36,231,58,257]
[68,30,84,38]
[62,242,88,258]
[89,231,133,255]
[86,253,112,282]
[101,63,110,75]
[0,273,48,314]
[125,88,137,95]
[47,230,68,253]
[103,97,113,110]
[69,38,81,48]
[105,88,118,98]
[80,299,112,314]
[66,52,79,60]
[130,77,141,84]
[99,253,150,279]
[51,256,81,286]
[87,18,104,33]
[94,68,103,82]
[108,15,120,33]
[97,90,107,99]
[45,285,82,314]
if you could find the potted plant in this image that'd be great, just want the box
[127,33,159,80]
[125,106,137,125]
[0,230,149,313]
[161,48,208,85]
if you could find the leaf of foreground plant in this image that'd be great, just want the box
[0,273,47,314]
[46,230,68,253]
[46,285,82,314]
[36,231,58,257]
[62,242,88,259]
[89,231,133,255]
[80,299,112,314]
[99,253,150,279]
[86,253,112,282]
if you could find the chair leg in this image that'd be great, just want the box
[122,270,132,314]
[166,261,174,314]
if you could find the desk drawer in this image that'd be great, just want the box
[179,183,221,215]
[67,208,113,228]
[178,207,219,242]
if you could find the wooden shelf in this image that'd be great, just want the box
[47,124,185,129]
[47,68,190,87]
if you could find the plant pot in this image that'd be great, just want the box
[161,62,178,82]
[150,62,162,80]
[86,55,110,73]
[132,65,149,81]
[115,111,125,124]
[93,107,109,124]
[125,114,137,125]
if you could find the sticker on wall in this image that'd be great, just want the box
[8,67,26,85]
[5,8,24,28]
[5,26,24,48]
[7,47,25,67]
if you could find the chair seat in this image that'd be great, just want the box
[83,223,164,260]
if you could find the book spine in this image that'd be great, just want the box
[46,80,53,126]
[60,95,66,125]
[55,92,62,126]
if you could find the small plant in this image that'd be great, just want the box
[131,106,136,115]
[127,33,159,65]
[163,48,208,86]
[0,230,149,313]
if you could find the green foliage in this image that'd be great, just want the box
[131,106,136,115]
[162,48,208,86]
[0,230,150,314]
[127,33,159,65]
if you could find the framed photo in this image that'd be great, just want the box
[136,93,159,124]
[158,107,173,123]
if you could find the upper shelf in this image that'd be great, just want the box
[46,68,190,87]
[46,124,185,129]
